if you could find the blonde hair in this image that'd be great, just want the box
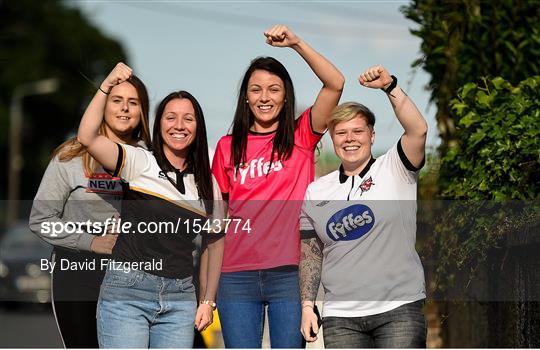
[52,76,151,176]
[328,102,376,133]
[52,124,112,176]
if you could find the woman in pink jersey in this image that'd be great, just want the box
[211,25,344,348]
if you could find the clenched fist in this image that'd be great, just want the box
[358,65,393,90]
[264,25,301,48]
[100,62,133,94]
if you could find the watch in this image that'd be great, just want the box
[382,75,398,95]
[200,300,217,311]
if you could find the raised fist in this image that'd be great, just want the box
[101,62,133,93]
[264,25,301,47]
[358,65,393,90]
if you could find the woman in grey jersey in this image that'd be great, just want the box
[29,73,151,348]
[78,62,224,348]
[299,65,428,348]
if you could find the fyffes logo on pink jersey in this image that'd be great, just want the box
[234,157,283,184]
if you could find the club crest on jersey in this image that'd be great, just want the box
[326,204,374,241]
[359,176,375,195]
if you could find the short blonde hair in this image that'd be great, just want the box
[328,102,376,132]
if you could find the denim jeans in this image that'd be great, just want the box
[96,268,197,348]
[217,266,303,348]
[323,300,427,348]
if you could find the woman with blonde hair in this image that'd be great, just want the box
[300,65,428,348]
[30,71,151,348]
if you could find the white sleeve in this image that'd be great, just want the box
[300,187,317,239]
[112,143,152,182]
[384,140,420,185]
[207,175,227,235]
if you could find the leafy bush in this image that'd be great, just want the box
[420,76,540,293]
[440,76,540,200]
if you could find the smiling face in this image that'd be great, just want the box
[160,98,197,162]
[103,82,141,143]
[331,115,375,174]
[246,69,286,132]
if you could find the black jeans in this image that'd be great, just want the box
[52,249,106,348]
[323,300,426,348]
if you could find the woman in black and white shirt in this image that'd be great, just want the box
[78,63,224,348]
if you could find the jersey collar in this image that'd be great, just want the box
[339,157,376,184]
[248,129,277,136]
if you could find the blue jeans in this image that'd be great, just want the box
[217,266,303,348]
[323,300,427,348]
[96,268,197,348]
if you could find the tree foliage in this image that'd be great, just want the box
[402,1,540,299]
[401,0,540,150]
[442,76,540,200]
[0,0,127,202]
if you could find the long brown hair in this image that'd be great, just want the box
[231,57,296,170]
[52,75,151,175]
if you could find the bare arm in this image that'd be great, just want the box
[77,62,133,171]
[194,236,224,331]
[299,237,323,342]
[265,25,344,133]
[198,244,209,301]
[359,65,428,168]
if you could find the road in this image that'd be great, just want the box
[0,304,63,348]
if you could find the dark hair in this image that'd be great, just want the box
[231,56,296,170]
[152,91,214,210]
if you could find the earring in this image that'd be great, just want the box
[284,99,287,102]
[246,99,249,103]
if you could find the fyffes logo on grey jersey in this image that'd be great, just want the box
[326,204,374,241]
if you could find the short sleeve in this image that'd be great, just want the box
[384,140,421,185]
[113,143,152,182]
[206,176,227,237]
[294,107,324,150]
[299,187,317,240]
[211,138,230,194]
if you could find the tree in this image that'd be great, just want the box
[401,0,540,153]
[401,2,540,346]
[0,0,128,205]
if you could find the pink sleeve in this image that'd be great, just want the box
[294,107,324,149]
[211,138,230,194]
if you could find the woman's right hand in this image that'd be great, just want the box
[99,62,133,94]
[90,214,119,254]
[90,234,117,255]
[300,306,320,342]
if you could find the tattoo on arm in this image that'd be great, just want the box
[299,237,323,303]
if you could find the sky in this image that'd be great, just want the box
[68,0,439,156]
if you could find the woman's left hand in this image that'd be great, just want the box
[264,25,301,47]
[194,304,214,331]
[359,65,393,90]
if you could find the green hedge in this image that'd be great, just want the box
[440,76,540,200]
